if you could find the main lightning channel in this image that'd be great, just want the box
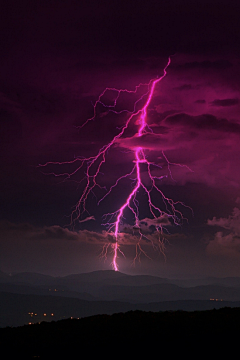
[39,57,191,271]
[111,57,171,271]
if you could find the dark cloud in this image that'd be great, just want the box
[207,232,240,258]
[195,100,206,104]
[0,110,22,144]
[117,112,240,155]
[140,215,171,228]
[116,132,171,151]
[149,110,179,124]
[208,207,240,233]
[207,207,240,258]
[0,218,175,247]
[0,221,80,241]
[120,215,172,237]
[210,98,239,107]
[0,220,35,233]
[174,84,193,91]
[0,220,113,245]
[165,113,240,133]
[174,60,232,71]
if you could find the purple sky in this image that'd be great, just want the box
[1,0,240,277]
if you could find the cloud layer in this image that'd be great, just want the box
[207,207,240,257]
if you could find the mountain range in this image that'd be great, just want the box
[1,270,240,327]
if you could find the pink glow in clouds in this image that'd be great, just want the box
[40,57,193,271]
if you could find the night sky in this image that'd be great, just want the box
[1,0,240,277]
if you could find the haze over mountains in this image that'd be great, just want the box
[1,270,240,327]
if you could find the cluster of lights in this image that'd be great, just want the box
[28,312,55,325]
[27,313,80,325]
[48,288,64,292]
[28,312,54,317]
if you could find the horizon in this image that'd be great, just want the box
[2,269,240,281]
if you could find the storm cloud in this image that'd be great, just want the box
[207,206,240,258]
[1,0,240,276]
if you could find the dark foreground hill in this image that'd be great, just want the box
[1,308,239,358]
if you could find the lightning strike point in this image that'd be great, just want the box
[112,243,119,271]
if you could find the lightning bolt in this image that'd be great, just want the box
[39,57,192,271]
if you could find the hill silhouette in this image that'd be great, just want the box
[1,290,240,328]
[2,270,240,327]
[0,308,238,357]
[2,270,240,302]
